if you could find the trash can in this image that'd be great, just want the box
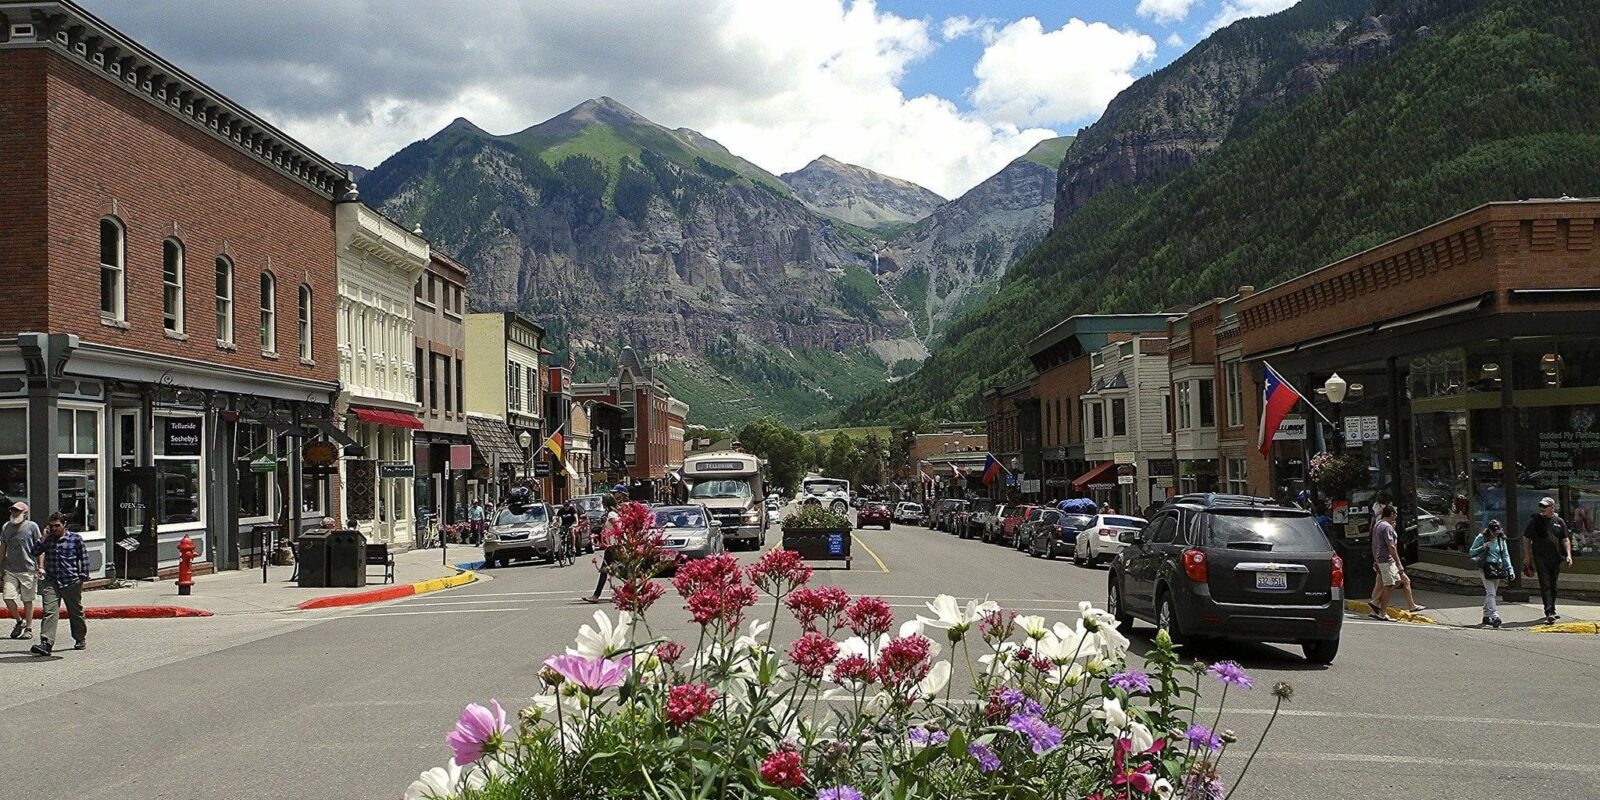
[297,530,331,588]
[1336,535,1375,601]
[326,530,367,588]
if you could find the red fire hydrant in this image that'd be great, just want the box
[176,534,197,596]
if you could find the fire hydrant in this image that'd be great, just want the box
[176,534,197,596]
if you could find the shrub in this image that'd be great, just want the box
[782,505,850,532]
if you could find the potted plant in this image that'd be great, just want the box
[781,505,853,568]
[1309,452,1371,500]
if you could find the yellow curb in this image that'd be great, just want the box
[412,569,477,596]
[1345,600,1437,624]
[1531,620,1600,634]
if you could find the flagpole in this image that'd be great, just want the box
[1265,362,1338,428]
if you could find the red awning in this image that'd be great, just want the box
[1071,461,1114,492]
[351,406,423,430]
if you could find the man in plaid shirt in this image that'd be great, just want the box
[30,512,87,656]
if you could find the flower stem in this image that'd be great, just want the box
[1221,695,1282,800]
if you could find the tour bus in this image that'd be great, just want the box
[801,476,852,514]
[682,452,769,550]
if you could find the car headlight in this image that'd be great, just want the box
[742,511,759,523]
[484,530,500,542]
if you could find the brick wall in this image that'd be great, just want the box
[0,50,50,334]
[29,50,336,384]
[1035,356,1090,448]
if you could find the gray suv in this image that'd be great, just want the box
[483,501,557,568]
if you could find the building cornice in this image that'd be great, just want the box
[0,0,347,199]
[338,202,429,273]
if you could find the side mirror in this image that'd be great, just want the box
[1118,529,1143,545]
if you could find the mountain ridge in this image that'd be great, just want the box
[780,155,946,230]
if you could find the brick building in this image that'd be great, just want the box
[572,346,689,501]
[0,2,350,576]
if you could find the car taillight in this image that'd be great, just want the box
[1331,554,1344,589]
[1183,548,1209,583]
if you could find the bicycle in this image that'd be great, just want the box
[554,521,577,568]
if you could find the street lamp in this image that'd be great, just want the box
[518,430,534,488]
[1317,373,1364,452]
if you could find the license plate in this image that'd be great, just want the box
[1256,572,1288,590]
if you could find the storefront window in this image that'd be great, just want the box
[155,414,203,526]
[1515,404,1600,557]
[236,422,272,521]
[56,406,100,534]
[0,407,25,506]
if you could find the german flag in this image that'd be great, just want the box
[543,431,565,463]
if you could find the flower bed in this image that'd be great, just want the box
[407,502,1288,799]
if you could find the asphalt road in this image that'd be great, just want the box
[3,517,1598,799]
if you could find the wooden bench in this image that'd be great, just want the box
[365,543,395,584]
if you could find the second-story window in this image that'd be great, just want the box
[1177,382,1193,429]
[527,366,538,413]
[215,256,234,344]
[99,217,125,321]
[298,284,312,361]
[507,363,521,410]
[1225,361,1244,427]
[1111,398,1127,437]
[1198,378,1216,427]
[259,272,276,354]
[1091,402,1104,439]
[162,238,184,333]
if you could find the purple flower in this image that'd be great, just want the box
[1185,723,1222,751]
[908,726,950,747]
[1109,669,1153,694]
[968,742,1002,773]
[998,687,1044,716]
[445,700,510,764]
[543,653,633,693]
[1006,713,1063,754]
[818,786,864,800]
[1185,772,1225,800]
[1208,660,1254,689]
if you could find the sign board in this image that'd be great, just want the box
[117,537,140,551]
[450,444,474,471]
[380,462,415,479]
[1117,474,1135,485]
[347,460,376,519]
[691,460,748,473]
[1021,479,1041,494]
[1155,476,1174,488]
[1273,416,1307,441]
[163,417,202,456]
[534,459,552,478]
[249,456,278,474]
[827,532,845,556]
[1114,451,1136,465]
[1344,415,1381,445]
[303,440,339,467]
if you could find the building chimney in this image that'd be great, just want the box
[1237,285,1255,298]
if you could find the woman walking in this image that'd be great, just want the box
[1469,519,1514,628]
[582,494,622,604]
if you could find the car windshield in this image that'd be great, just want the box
[1060,514,1096,530]
[1103,516,1146,529]
[653,509,706,528]
[572,496,603,512]
[1206,511,1330,552]
[804,480,847,496]
[690,480,752,500]
[495,505,548,526]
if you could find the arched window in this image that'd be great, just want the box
[215,256,234,344]
[259,271,276,354]
[162,238,185,333]
[298,284,312,361]
[99,217,125,321]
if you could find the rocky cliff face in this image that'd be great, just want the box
[880,137,1071,341]
[360,99,909,425]
[780,155,946,230]
[1053,0,1401,225]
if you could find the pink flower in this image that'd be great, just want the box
[685,584,758,629]
[876,634,933,695]
[655,640,685,665]
[672,553,745,597]
[445,700,510,764]
[844,596,894,637]
[786,586,851,632]
[665,682,717,726]
[831,653,874,685]
[613,578,665,613]
[542,653,633,694]
[748,548,813,595]
[759,747,807,789]
[788,631,840,679]
[1111,735,1167,794]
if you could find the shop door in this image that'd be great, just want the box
[110,466,159,580]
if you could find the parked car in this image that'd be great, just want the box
[1107,494,1344,664]
[932,499,968,532]
[1026,510,1096,559]
[994,504,1034,546]
[651,504,724,564]
[483,501,557,568]
[1014,506,1049,550]
[983,504,1009,541]
[963,499,996,540]
[946,504,969,535]
[893,502,924,524]
[857,502,892,529]
[1073,514,1150,566]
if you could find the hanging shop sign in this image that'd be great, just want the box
[304,440,339,467]
[249,456,278,474]
[380,462,415,479]
[164,417,202,456]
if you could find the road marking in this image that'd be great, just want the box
[316,607,529,620]
[1211,707,1600,731]
[851,534,890,573]
[1267,751,1600,774]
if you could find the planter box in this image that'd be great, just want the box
[782,527,852,569]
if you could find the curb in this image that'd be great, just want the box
[4,606,213,620]
[295,569,477,610]
[1344,600,1437,625]
[1530,620,1600,634]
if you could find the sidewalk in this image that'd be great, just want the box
[1353,579,1600,630]
[56,545,484,617]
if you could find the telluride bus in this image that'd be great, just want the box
[682,452,769,550]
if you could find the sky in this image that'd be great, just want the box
[88,0,1299,198]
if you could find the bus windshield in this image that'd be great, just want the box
[689,479,752,500]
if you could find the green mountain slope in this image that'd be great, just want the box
[848,0,1600,422]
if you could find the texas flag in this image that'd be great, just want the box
[1257,362,1305,455]
[982,454,1004,487]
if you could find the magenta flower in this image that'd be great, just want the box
[543,653,633,693]
[445,700,510,764]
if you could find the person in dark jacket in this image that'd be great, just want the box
[30,512,88,656]
[1522,496,1573,625]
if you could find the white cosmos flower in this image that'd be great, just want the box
[735,618,772,653]
[915,660,952,701]
[1128,720,1155,752]
[403,759,485,800]
[1046,662,1087,687]
[1015,614,1049,640]
[918,594,1000,640]
[569,609,632,659]
[1037,622,1099,664]
[978,641,1020,676]
[1153,777,1175,799]
[1095,696,1129,731]
[1094,624,1132,660]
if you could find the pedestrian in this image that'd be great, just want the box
[1368,505,1406,620]
[469,499,485,545]
[2,501,41,640]
[1522,496,1573,625]
[582,494,623,604]
[30,512,88,656]
[1468,519,1513,628]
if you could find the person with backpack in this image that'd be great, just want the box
[1468,519,1514,628]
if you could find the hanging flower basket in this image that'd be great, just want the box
[1309,452,1370,499]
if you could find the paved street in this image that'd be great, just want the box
[3,519,1599,799]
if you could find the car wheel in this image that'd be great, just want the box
[1107,576,1133,632]
[1156,591,1186,645]
[831,501,848,515]
[1302,638,1339,665]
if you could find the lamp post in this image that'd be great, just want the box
[1323,373,1349,454]
[518,430,534,491]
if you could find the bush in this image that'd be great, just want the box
[782,505,850,532]
[1308,452,1371,499]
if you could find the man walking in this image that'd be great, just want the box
[1369,505,1405,620]
[2,501,40,640]
[30,512,88,656]
[1522,496,1573,625]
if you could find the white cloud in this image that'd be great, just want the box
[971,17,1157,128]
[941,15,998,42]
[1165,32,1186,48]
[88,0,1075,197]
[1136,0,1202,25]
[1205,0,1301,32]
